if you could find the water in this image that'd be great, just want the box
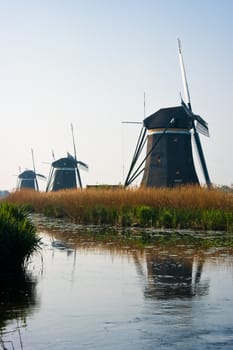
[1,220,233,349]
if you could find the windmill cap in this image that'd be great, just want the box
[18,170,36,179]
[52,157,77,168]
[143,105,193,130]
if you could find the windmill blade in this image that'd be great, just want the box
[67,152,88,170]
[178,39,209,137]
[71,123,77,161]
[52,149,56,160]
[195,120,209,137]
[193,112,208,128]
[181,100,209,137]
[36,173,47,179]
[31,149,36,174]
[77,161,88,170]
[70,123,83,188]
[177,38,192,109]
[31,148,39,191]
[67,152,76,161]
[193,129,211,187]
[191,111,209,135]
[124,123,148,187]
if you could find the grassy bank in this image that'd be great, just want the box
[4,186,233,232]
[0,203,41,271]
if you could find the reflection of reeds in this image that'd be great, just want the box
[0,270,38,331]
[4,186,233,231]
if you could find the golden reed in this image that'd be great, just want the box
[4,185,233,213]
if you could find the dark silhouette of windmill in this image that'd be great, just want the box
[46,124,88,192]
[132,248,208,300]
[143,251,208,299]
[17,149,46,191]
[124,39,211,188]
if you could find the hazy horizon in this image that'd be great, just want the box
[0,0,233,191]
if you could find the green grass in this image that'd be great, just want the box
[0,203,41,272]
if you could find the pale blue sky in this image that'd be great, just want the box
[0,0,233,190]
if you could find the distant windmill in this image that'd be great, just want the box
[17,149,46,191]
[46,124,88,192]
[124,39,211,188]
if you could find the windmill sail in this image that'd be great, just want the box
[31,148,39,191]
[178,38,211,187]
[181,100,209,137]
[177,37,192,109]
[71,123,82,188]
[77,161,89,170]
[195,120,209,137]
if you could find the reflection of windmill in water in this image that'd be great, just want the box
[16,149,46,191]
[124,39,211,188]
[144,252,209,299]
[133,250,209,299]
[46,124,88,192]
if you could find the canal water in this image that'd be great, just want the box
[1,217,233,349]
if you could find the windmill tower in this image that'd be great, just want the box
[46,124,88,192]
[17,149,46,191]
[124,39,211,188]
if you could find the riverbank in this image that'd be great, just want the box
[29,212,233,249]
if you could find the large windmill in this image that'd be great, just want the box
[17,149,46,191]
[46,124,88,192]
[124,39,211,188]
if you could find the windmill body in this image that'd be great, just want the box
[16,149,46,191]
[46,125,88,192]
[17,170,38,190]
[141,106,199,187]
[46,157,79,192]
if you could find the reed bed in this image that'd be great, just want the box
[0,203,41,271]
[4,186,233,231]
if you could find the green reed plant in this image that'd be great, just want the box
[0,202,41,272]
[4,186,233,231]
[136,205,154,226]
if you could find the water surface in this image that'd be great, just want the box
[1,222,233,349]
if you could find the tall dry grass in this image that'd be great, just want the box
[4,185,233,211]
[3,186,233,230]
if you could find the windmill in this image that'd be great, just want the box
[46,124,88,192]
[17,149,46,191]
[124,39,211,188]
